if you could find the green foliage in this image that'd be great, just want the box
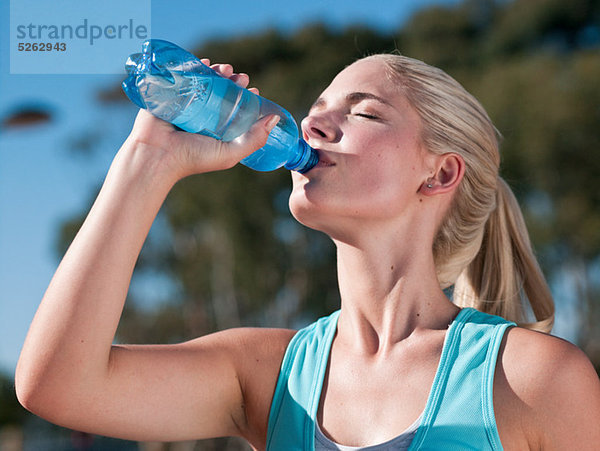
[466,51,600,261]
[485,0,598,55]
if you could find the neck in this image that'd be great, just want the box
[333,232,459,355]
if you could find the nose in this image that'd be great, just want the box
[301,113,339,143]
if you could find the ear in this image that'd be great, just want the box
[420,153,465,196]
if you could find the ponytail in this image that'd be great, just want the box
[453,178,555,332]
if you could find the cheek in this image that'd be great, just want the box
[349,147,423,209]
[350,148,405,192]
[287,133,424,222]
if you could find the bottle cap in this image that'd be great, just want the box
[285,139,319,173]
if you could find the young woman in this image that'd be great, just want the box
[16,54,600,450]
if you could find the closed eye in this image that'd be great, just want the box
[354,112,379,120]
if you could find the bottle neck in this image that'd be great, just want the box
[285,139,318,173]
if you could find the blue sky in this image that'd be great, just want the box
[0,0,579,375]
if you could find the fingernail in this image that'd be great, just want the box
[266,116,280,131]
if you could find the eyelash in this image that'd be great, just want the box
[354,112,379,120]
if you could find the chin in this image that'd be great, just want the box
[290,192,355,245]
[288,189,315,228]
[288,186,329,232]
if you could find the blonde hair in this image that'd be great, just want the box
[366,54,554,332]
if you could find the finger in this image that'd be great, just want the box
[200,58,211,66]
[230,73,250,88]
[168,115,279,176]
[210,63,234,78]
[248,87,260,95]
[226,115,279,162]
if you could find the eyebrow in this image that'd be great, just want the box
[309,91,393,113]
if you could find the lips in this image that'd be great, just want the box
[315,149,335,167]
[316,160,335,168]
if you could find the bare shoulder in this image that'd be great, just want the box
[196,325,296,387]
[182,325,296,368]
[499,327,600,450]
[500,327,599,399]
[203,326,296,355]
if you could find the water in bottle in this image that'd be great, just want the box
[122,39,318,173]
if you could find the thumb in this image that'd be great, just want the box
[166,114,281,178]
[226,115,280,162]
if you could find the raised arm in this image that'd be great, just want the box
[15,66,292,446]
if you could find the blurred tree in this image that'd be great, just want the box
[401,1,488,68]
[485,0,599,55]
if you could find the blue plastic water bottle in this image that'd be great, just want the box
[122,39,318,173]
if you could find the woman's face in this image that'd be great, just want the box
[289,58,434,238]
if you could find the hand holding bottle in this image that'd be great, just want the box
[122,39,317,174]
[123,59,280,181]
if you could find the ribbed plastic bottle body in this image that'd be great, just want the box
[122,39,317,173]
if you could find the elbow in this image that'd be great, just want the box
[15,387,38,415]
[14,357,60,418]
[15,355,96,426]
[15,338,49,413]
[15,374,70,429]
[14,360,43,414]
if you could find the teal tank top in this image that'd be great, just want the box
[266,307,515,450]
